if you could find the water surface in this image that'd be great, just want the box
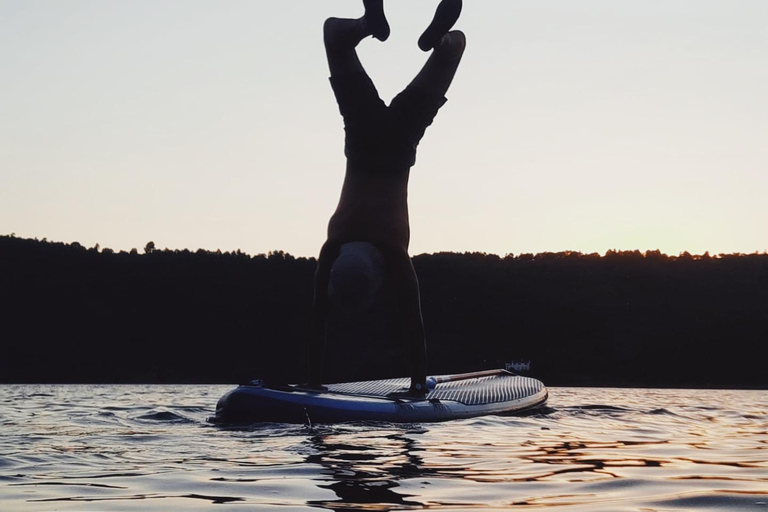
[1,385,766,511]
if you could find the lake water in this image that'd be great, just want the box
[1,385,766,511]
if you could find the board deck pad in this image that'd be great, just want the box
[325,374,544,406]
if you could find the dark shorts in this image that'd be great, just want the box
[329,72,447,169]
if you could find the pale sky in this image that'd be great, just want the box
[2,1,766,257]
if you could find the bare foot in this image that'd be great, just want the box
[418,0,462,51]
[363,0,390,41]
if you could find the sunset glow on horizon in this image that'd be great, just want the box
[2,1,766,258]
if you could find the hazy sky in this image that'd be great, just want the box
[2,1,766,257]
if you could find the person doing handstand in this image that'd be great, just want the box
[307,0,465,397]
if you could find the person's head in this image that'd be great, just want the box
[328,242,385,311]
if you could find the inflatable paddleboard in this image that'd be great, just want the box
[213,369,547,424]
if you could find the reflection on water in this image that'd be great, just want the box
[306,429,430,510]
[0,385,766,511]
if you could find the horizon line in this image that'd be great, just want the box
[4,233,767,261]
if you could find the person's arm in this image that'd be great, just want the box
[378,244,428,395]
[305,241,340,387]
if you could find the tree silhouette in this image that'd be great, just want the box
[0,234,766,387]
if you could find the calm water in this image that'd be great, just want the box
[0,385,766,511]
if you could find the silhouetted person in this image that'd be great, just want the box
[307,0,465,396]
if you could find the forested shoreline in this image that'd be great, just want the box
[1,235,766,388]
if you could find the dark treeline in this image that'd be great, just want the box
[1,235,766,388]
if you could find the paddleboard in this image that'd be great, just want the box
[213,369,547,424]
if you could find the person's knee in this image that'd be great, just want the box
[324,16,367,49]
[434,30,466,61]
[323,17,346,47]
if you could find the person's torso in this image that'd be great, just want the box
[327,166,411,250]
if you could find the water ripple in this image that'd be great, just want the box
[0,385,766,510]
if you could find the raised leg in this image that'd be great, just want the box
[406,30,466,100]
[388,30,466,149]
[324,0,389,77]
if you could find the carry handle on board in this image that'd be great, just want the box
[427,368,512,389]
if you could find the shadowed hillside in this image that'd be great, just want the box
[1,235,766,388]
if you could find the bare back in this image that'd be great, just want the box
[327,163,411,251]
